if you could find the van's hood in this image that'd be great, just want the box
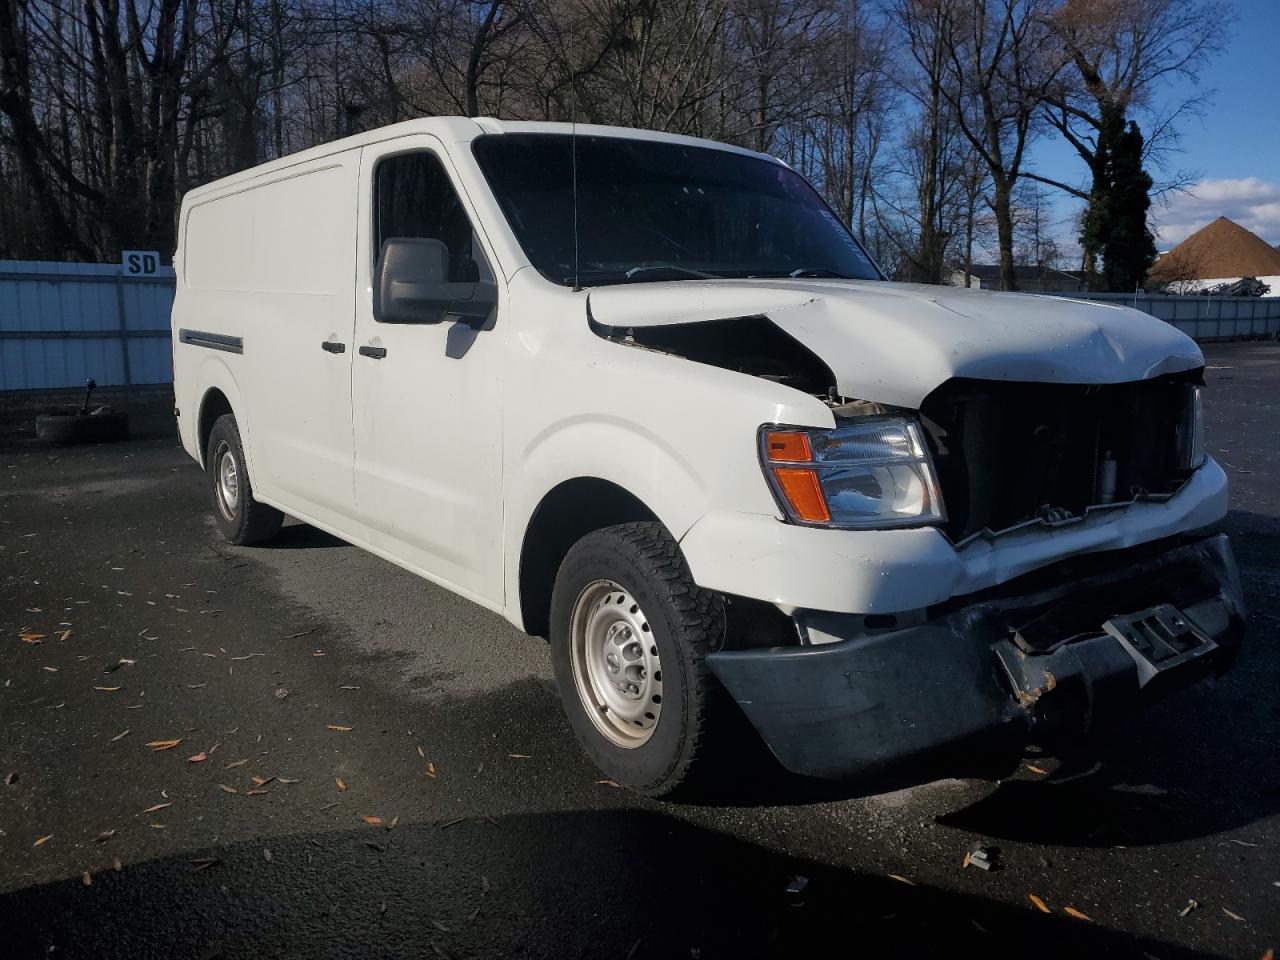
[586,279,1203,408]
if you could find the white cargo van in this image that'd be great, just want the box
[172,117,1244,796]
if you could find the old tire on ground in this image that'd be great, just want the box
[205,413,283,546]
[549,521,729,798]
[34,409,129,444]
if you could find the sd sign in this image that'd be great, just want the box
[121,250,161,275]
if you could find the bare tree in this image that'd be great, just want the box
[1037,0,1231,278]
[935,0,1064,290]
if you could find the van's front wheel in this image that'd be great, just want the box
[205,414,283,546]
[549,522,728,798]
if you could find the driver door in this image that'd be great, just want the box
[351,137,505,607]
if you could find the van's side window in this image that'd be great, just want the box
[374,152,493,286]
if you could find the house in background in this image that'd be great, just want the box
[1148,217,1280,296]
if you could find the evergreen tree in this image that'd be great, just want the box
[1102,121,1157,292]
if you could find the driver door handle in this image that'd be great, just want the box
[359,345,388,359]
[321,340,346,354]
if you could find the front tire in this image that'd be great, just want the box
[549,522,727,798]
[205,414,283,546]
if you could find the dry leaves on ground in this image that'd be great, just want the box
[146,739,182,751]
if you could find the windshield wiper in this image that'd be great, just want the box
[787,267,852,279]
[623,263,722,281]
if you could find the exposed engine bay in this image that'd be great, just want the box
[592,312,1204,545]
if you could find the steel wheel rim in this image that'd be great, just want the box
[214,441,239,522]
[568,579,664,748]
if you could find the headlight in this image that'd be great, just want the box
[759,417,945,529]
[1176,384,1206,471]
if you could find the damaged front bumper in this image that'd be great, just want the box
[707,533,1245,783]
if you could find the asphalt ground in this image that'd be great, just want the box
[1,341,1277,959]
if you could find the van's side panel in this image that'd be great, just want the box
[176,156,360,527]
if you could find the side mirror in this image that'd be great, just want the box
[373,237,496,327]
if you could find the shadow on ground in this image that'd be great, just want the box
[0,809,1234,960]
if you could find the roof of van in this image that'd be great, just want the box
[182,117,780,202]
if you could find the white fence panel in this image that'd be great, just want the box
[0,260,175,391]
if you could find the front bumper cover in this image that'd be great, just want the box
[707,533,1245,783]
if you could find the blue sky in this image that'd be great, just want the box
[1029,0,1280,254]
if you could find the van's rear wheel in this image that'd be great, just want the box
[549,521,728,798]
[206,414,283,546]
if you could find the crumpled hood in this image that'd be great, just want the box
[587,279,1203,408]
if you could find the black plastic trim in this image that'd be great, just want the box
[178,328,243,354]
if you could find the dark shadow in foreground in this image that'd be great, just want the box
[0,809,1233,960]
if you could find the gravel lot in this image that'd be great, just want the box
[1,341,1277,959]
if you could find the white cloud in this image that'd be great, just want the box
[1155,177,1280,251]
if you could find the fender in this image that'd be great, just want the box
[503,415,707,626]
[192,356,258,483]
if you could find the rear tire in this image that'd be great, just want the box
[549,521,728,798]
[205,414,283,545]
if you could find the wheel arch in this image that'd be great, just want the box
[197,387,235,468]
[517,477,664,638]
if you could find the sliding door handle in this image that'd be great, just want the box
[358,345,388,359]
[321,340,346,353]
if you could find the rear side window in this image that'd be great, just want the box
[374,152,491,285]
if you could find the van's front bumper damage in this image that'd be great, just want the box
[706,533,1245,782]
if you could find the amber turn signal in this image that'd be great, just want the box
[772,468,830,523]
[764,431,812,463]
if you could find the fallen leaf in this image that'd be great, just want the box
[887,874,915,886]
[146,739,182,751]
[33,834,52,847]
[149,823,166,829]
[361,815,384,825]
[263,849,273,863]
[82,871,92,886]
[19,633,46,644]
[596,779,622,788]
[425,762,437,778]
[1223,908,1246,922]
[188,752,208,763]
[94,829,115,843]
[508,753,531,759]
[143,802,172,813]
[188,856,220,872]
[42,666,58,673]
[1027,764,1049,775]
[93,685,121,692]
[278,777,299,784]
[3,772,15,786]
[246,789,269,796]
[417,746,425,759]
[1028,894,1051,914]
[335,778,347,791]
[110,729,130,742]
[283,628,316,639]
[1179,899,1198,918]
[1064,907,1092,921]
[218,784,238,794]
[112,857,122,871]
[224,758,248,769]
[339,685,359,690]
[389,816,399,829]
[1260,949,1274,960]
[328,724,352,732]
[251,775,276,787]
[58,629,72,642]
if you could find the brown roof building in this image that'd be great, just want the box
[1149,216,1280,285]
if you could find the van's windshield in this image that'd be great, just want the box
[471,133,882,288]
